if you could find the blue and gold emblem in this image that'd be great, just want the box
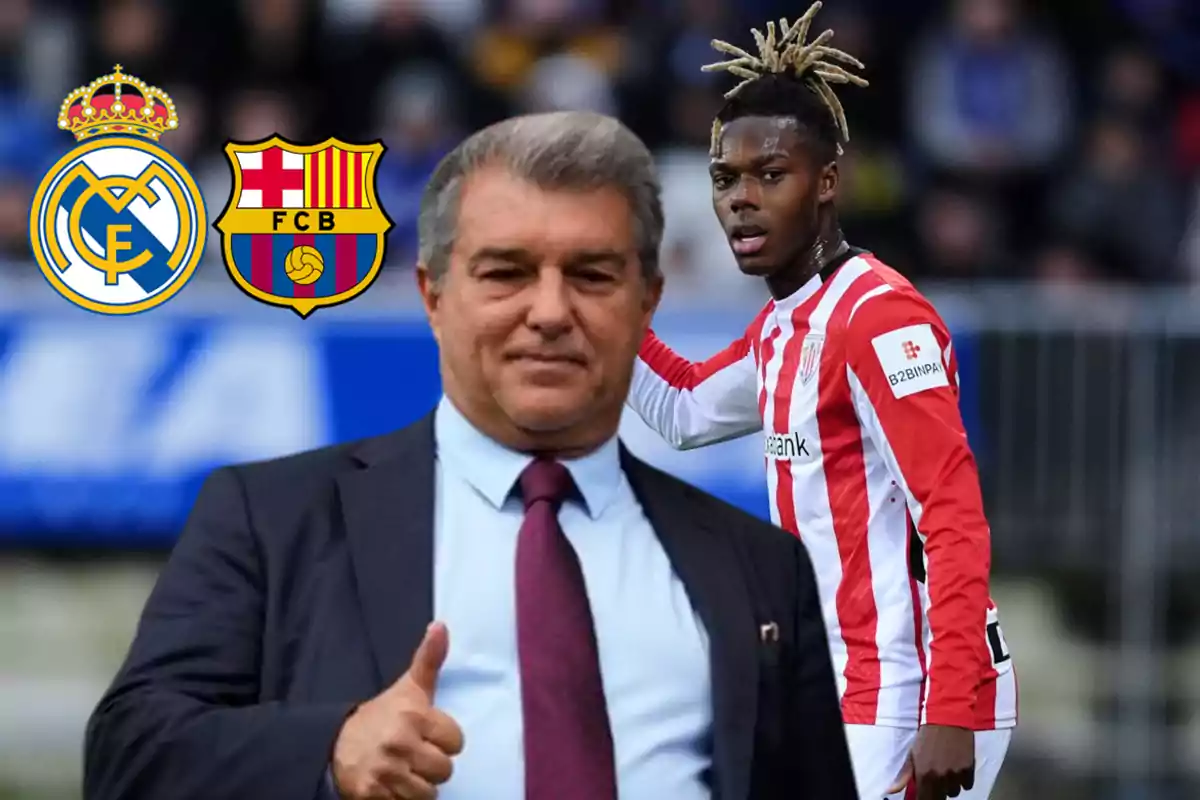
[213,136,393,318]
[28,65,206,315]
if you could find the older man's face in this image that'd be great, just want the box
[419,166,662,454]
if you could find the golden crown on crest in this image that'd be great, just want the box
[57,65,179,142]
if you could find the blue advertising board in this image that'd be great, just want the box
[0,308,979,547]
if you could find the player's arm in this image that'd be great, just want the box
[843,290,991,729]
[627,308,768,450]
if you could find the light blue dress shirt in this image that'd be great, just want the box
[429,395,714,799]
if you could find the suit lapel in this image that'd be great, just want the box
[337,414,436,689]
[621,449,759,800]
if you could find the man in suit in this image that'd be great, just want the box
[83,110,857,800]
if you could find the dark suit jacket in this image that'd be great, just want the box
[83,412,856,800]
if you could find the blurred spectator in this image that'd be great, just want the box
[226,87,303,143]
[518,53,616,114]
[1047,115,1184,282]
[817,4,909,258]
[913,184,1010,280]
[373,65,464,269]
[661,0,728,88]
[3,0,77,112]
[470,0,624,94]
[812,1,906,145]
[907,0,1072,180]
[616,0,731,151]
[162,85,208,168]
[1114,0,1200,84]
[321,0,503,139]
[1096,46,1166,131]
[837,140,910,267]
[87,0,166,81]
[234,0,320,89]
[0,170,30,261]
[0,0,70,263]
[1093,45,1174,183]
[1032,242,1102,286]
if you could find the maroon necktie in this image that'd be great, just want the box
[515,458,618,800]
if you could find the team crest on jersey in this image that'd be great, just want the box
[213,135,393,318]
[798,334,824,385]
[28,65,206,315]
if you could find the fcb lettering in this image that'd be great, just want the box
[270,210,336,232]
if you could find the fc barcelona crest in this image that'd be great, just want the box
[213,135,393,317]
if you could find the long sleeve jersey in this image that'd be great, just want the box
[628,249,1016,731]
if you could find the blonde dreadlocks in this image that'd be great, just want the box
[702,2,868,156]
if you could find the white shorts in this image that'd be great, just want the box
[844,724,1012,799]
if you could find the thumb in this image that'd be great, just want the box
[885,753,914,795]
[399,621,449,700]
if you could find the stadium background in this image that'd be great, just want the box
[2,0,1199,796]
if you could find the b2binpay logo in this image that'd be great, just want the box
[888,359,943,387]
[870,323,951,400]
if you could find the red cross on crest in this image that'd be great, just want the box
[239,146,305,208]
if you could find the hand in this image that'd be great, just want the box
[886,724,974,799]
[332,622,464,800]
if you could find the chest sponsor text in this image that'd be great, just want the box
[765,431,811,460]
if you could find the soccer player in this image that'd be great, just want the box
[626,4,1017,799]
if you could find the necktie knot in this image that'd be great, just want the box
[519,458,573,510]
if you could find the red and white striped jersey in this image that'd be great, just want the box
[629,249,1017,731]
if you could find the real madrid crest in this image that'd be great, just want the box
[213,135,393,318]
[28,65,206,315]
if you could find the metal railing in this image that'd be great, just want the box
[926,283,1199,795]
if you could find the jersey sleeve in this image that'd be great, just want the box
[626,308,767,450]
[842,289,992,729]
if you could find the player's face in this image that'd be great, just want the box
[418,166,662,455]
[710,116,837,278]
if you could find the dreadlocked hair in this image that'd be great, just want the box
[703,1,868,159]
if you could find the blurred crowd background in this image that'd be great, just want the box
[4,0,1200,288]
[1,0,1199,798]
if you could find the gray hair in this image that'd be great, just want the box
[417,110,664,283]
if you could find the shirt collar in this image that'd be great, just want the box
[771,243,862,315]
[433,395,622,519]
[771,269,825,315]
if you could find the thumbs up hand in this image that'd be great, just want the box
[332,623,464,800]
